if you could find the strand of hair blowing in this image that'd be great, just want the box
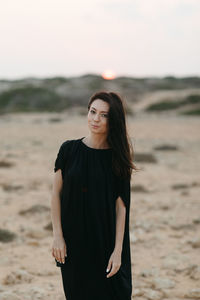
[88,91,138,179]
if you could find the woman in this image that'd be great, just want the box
[51,91,137,300]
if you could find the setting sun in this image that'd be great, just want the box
[102,70,116,80]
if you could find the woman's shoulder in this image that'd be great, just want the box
[60,138,81,151]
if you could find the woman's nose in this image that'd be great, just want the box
[93,114,100,121]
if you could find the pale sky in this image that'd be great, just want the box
[0,0,200,79]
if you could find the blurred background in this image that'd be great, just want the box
[0,1,200,299]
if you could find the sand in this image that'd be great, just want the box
[0,111,200,299]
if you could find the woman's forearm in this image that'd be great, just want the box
[114,196,126,252]
[51,194,63,237]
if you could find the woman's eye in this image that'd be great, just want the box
[100,113,108,118]
[90,110,108,117]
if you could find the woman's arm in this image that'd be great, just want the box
[115,196,126,252]
[51,169,63,237]
[51,169,67,264]
[106,196,126,278]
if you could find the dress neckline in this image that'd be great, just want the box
[80,137,112,151]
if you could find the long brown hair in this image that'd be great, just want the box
[88,91,138,179]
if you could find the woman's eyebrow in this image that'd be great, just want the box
[91,107,109,113]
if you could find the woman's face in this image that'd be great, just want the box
[87,99,110,135]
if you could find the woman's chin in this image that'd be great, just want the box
[91,127,99,131]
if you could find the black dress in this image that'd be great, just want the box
[54,137,132,300]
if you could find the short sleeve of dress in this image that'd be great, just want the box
[116,175,131,209]
[54,140,71,180]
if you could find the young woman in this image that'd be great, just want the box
[51,91,137,300]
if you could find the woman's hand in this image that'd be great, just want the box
[52,235,67,264]
[106,248,122,278]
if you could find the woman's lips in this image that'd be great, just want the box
[92,125,99,128]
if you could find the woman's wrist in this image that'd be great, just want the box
[114,244,122,253]
[53,230,63,238]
